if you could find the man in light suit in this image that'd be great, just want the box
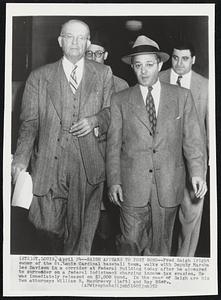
[159,41,208,256]
[106,35,207,256]
[11,20,113,255]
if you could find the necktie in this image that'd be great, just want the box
[146,86,157,135]
[69,65,78,94]
[176,75,182,87]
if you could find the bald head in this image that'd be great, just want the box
[60,20,90,39]
[58,19,91,64]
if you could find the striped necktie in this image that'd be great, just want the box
[69,65,78,94]
[176,75,182,87]
[146,86,157,135]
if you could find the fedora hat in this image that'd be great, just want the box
[122,35,170,64]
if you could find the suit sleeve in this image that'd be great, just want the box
[182,90,205,179]
[12,71,39,168]
[95,66,114,135]
[204,80,209,156]
[106,95,122,187]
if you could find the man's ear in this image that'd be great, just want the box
[158,61,163,72]
[192,56,196,65]
[86,39,91,49]
[104,51,108,61]
[58,36,62,48]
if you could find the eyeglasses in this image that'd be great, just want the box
[133,61,158,70]
[60,34,88,43]
[85,50,105,58]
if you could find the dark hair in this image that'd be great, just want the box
[172,41,195,57]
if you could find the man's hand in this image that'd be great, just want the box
[108,184,124,207]
[191,176,207,199]
[69,116,98,137]
[11,162,26,184]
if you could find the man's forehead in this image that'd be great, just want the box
[62,21,89,35]
[89,44,105,51]
[173,48,191,56]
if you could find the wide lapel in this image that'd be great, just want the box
[128,84,152,133]
[155,82,178,139]
[47,59,64,119]
[79,60,97,111]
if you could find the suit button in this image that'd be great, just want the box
[149,169,153,173]
[153,149,156,153]
[54,156,58,160]
[57,138,60,142]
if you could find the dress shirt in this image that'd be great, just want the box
[139,79,161,116]
[170,68,192,89]
[62,55,84,86]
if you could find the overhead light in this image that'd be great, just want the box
[125,20,142,31]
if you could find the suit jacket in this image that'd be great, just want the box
[113,75,129,92]
[13,58,113,196]
[106,82,205,208]
[159,69,208,146]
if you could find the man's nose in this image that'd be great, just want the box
[141,65,147,74]
[71,37,78,44]
[177,58,183,66]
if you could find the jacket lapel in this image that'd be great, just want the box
[128,84,152,133]
[47,59,65,119]
[155,82,179,138]
[79,60,97,111]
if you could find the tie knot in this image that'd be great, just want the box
[148,86,153,92]
[176,75,182,86]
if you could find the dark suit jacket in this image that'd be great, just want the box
[13,58,113,196]
[159,69,208,147]
[106,82,205,208]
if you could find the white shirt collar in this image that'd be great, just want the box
[139,79,161,116]
[62,56,84,84]
[170,68,192,89]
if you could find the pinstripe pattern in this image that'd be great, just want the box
[13,59,114,196]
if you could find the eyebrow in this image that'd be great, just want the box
[172,54,190,58]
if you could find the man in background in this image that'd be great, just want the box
[86,30,128,254]
[11,20,113,255]
[86,30,129,92]
[159,41,208,256]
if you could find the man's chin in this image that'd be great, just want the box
[174,69,185,75]
[139,79,151,86]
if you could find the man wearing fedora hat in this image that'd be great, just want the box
[106,35,207,256]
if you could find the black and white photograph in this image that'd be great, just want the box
[3,3,217,297]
